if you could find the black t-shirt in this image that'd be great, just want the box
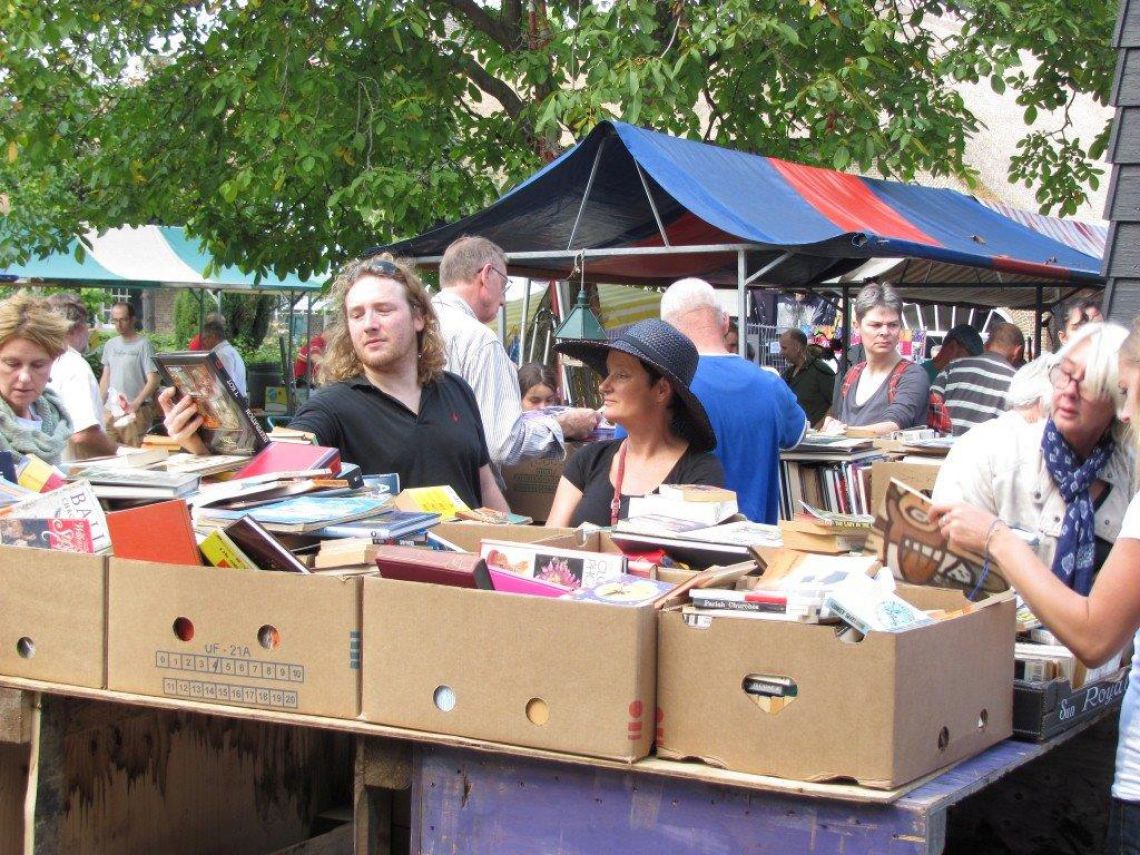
[289,372,490,509]
[562,439,725,527]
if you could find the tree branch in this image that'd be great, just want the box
[437,0,517,49]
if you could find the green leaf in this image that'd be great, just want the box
[832,146,850,170]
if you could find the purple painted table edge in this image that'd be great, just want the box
[411,714,1112,855]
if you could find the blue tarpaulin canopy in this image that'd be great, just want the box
[377,121,1102,309]
[2,224,323,293]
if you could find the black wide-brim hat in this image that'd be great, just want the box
[555,319,716,453]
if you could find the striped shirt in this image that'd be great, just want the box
[931,352,1017,437]
[432,291,565,470]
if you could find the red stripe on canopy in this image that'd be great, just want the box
[769,159,941,247]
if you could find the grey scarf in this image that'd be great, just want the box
[0,387,73,466]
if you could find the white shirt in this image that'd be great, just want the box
[48,347,103,433]
[1112,493,1140,800]
[932,411,1136,568]
[213,340,247,399]
[432,290,563,468]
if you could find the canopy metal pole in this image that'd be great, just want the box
[1035,285,1044,358]
[737,250,747,357]
[635,162,670,247]
[566,138,607,251]
[519,279,531,367]
[840,285,851,377]
[498,302,507,347]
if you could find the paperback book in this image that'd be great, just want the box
[79,467,201,500]
[5,479,111,552]
[154,350,269,455]
[0,518,94,553]
[480,540,626,591]
[198,494,390,533]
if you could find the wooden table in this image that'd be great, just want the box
[0,677,1115,854]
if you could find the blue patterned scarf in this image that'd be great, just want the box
[1041,419,1114,595]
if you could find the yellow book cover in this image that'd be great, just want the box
[393,485,471,522]
[199,529,258,569]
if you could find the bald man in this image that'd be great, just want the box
[931,321,1026,436]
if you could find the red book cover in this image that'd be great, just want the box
[107,499,202,565]
[232,442,341,480]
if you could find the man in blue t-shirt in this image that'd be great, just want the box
[640,278,807,523]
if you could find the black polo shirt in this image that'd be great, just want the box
[289,372,489,508]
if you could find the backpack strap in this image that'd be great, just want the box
[884,359,910,404]
[840,362,866,400]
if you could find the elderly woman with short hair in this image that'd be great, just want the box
[933,322,1136,594]
[829,282,930,435]
[0,293,74,465]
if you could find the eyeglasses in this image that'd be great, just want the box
[363,258,405,279]
[1049,363,1101,401]
[485,263,509,286]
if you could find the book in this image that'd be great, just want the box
[4,479,111,552]
[875,479,1007,596]
[0,451,17,483]
[455,507,534,525]
[626,493,738,526]
[0,517,94,553]
[266,425,318,444]
[153,350,269,455]
[65,447,171,475]
[106,499,201,565]
[480,540,626,591]
[307,510,441,541]
[231,441,341,480]
[198,494,391,533]
[674,520,783,547]
[565,575,675,606]
[393,485,472,521]
[656,484,737,504]
[777,521,868,555]
[198,529,258,569]
[17,454,67,492]
[822,570,933,634]
[614,514,709,537]
[223,516,310,573]
[374,545,493,589]
[799,502,874,529]
[689,588,818,618]
[79,467,201,500]
[159,452,251,477]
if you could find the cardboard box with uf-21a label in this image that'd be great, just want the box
[107,559,361,718]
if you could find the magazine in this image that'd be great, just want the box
[154,350,269,455]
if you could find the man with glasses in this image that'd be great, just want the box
[434,236,600,474]
[99,300,159,446]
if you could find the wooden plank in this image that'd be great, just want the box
[0,742,28,855]
[0,689,28,745]
[1113,48,1140,107]
[1104,222,1140,276]
[1105,278,1140,322]
[1105,165,1140,221]
[0,675,921,805]
[1117,0,1140,48]
[412,744,939,855]
[27,693,351,854]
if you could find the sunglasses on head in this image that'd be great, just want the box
[363,258,405,278]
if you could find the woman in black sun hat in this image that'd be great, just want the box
[546,319,724,528]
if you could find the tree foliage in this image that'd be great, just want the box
[0,0,1117,275]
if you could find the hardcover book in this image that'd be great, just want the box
[107,499,202,565]
[373,545,493,589]
[231,441,340,480]
[5,479,111,552]
[198,529,258,569]
[222,516,310,573]
[154,350,269,455]
[79,467,200,500]
[197,494,390,533]
[0,517,94,553]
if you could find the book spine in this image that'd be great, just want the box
[822,595,873,635]
[209,351,270,448]
[200,533,257,570]
[690,597,786,613]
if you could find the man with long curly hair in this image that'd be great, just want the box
[162,256,507,511]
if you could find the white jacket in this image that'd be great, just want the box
[932,411,1137,568]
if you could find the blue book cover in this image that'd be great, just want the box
[201,495,390,532]
[309,510,440,541]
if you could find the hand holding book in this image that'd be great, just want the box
[158,387,210,456]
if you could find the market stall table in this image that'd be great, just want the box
[0,677,1114,854]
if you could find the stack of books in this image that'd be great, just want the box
[778,435,884,520]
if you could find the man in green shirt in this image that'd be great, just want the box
[779,329,835,428]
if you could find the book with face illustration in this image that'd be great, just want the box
[874,479,1008,597]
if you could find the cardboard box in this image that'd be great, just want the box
[657,584,1016,788]
[430,522,575,554]
[870,458,942,517]
[361,577,656,761]
[107,559,361,718]
[500,441,584,523]
[0,546,106,688]
[1013,667,1129,742]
